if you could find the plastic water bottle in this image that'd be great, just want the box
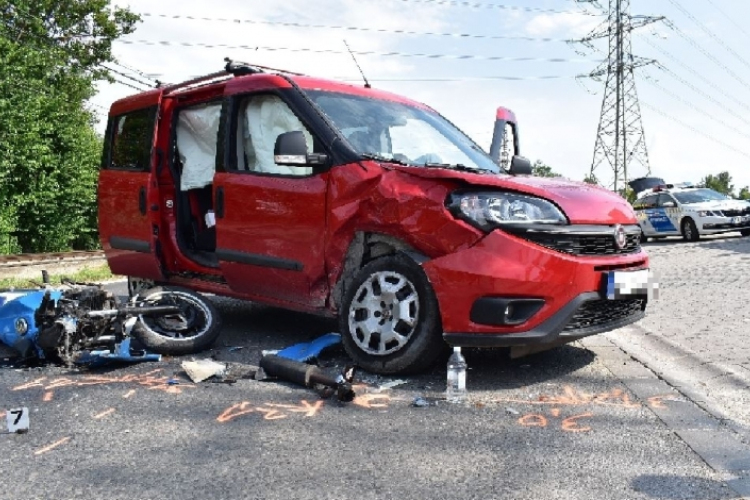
[446,347,467,403]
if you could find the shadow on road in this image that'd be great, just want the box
[631,474,737,499]
[208,295,598,393]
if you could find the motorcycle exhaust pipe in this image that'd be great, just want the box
[258,354,356,402]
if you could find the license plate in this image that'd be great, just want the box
[605,269,658,300]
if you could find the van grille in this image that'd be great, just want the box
[518,232,641,256]
[563,298,646,332]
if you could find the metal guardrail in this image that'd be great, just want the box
[0,250,105,267]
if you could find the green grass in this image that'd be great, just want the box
[0,264,121,290]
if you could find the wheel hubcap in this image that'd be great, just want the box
[348,271,420,356]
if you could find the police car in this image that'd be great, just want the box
[631,179,750,242]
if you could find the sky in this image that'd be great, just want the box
[92,0,750,192]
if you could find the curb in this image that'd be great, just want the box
[581,335,750,499]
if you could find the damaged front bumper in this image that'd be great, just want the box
[421,228,654,350]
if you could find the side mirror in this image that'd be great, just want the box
[273,131,328,167]
[509,155,532,176]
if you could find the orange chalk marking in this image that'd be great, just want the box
[494,385,670,410]
[217,402,254,423]
[43,391,53,402]
[647,396,667,408]
[12,369,192,395]
[561,413,593,433]
[352,393,390,409]
[93,408,116,419]
[123,390,136,399]
[267,400,324,417]
[550,408,561,417]
[256,408,287,421]
[34,437,71,455]
[519,414,548,427]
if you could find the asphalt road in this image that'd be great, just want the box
[1,253,749,499]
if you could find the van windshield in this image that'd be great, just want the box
[305,90,503,174]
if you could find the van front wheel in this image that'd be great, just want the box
[339,254,444,375]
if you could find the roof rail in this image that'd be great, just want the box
[161,69,232,94]
[159,58,309,96]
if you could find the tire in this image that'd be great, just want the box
[741,229,750,237]
[339,254,445,375]
[681,217,700,242]
[130,286,222,356]
[640,230,648,243]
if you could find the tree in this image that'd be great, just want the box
[701,171,734,197]
[583,172,599,185]
[0,1,140,252]
[738,186,750,200]
[532,160,561,177]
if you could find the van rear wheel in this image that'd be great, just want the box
[339,254,444,375]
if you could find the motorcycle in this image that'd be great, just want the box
[0,274,221,367]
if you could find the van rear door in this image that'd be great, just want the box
[98,90,165,280]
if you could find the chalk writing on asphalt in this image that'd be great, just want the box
[217,391,394,423]
[11,369,191,398]
[493,385,672,409]
[518,411,595,432]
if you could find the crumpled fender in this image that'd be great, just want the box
[385,164,638,225]
[323,161,483,308]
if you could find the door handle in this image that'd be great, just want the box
[139,187,147,215]
[215,187,224,218]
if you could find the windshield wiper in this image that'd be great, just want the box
[361,153,411,166]
[423,162,488,174]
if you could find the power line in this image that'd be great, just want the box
[662,19,750,91]
[99,64,154,88]
[702,0,750,41]
[116,39,603,64]
[652,64,750,129]
[665,0,750,71]
[139,12,573,43]
[640,101,750,160]
[637,34,750,113]
[641,70,750,140]
[109,60,155,82]
[373,0,602,15]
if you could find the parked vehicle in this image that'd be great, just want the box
[629,177,750,242]
[97,59,655,375]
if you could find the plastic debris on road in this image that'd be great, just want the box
[276,333,342,363]
[182,359,227,383]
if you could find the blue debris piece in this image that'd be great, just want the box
[0,289,63,359]
[75,338,162,367]
[276,333,342,362]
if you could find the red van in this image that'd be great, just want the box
[98,59,655,374]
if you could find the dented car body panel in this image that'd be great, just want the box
[98,63,652,373]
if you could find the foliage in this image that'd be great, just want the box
[618,187,637,204]
[738,186,750,200]
[583,172,599,185]
[532,160,561,178]
[0,1,139,253]
[701,171,734,197]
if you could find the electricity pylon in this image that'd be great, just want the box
[572,0,664,192]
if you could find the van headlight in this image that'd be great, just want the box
[447,191,568,231]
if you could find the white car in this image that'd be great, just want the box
[632,185,750,241]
